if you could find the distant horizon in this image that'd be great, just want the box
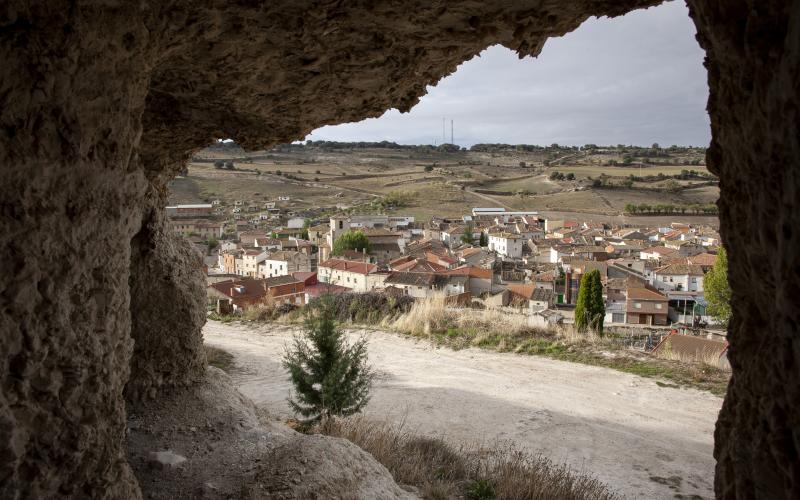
[295,139,706,150]
[304,1,710,148]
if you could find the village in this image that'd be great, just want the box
[170,193,725,357]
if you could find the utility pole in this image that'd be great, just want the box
[442,117,445,144]
[451,119,454,145]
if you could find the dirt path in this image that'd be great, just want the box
[204,321,721,499]
[464,186,514,209]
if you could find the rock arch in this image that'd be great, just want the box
[0,1,797,498]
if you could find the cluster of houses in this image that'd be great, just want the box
[186,202,722,329]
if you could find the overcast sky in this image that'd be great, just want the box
[304,1,709,148]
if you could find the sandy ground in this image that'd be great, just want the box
[204,320,722,499]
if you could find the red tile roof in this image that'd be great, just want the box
[318,258,377,275]
[688,253,717,267]
[208,276,301,299]
[442,265,492,279]
[389,255,415,267]
[208,279,267,300]
[427,252,456,265]
[644,246,677,255]
[304,283,350,297]
[292,272,317,285]
[507,284,553,302]
[393,259,446,273]
[626,286,667,301]
[459,247,483,258]
[655,263,705,276]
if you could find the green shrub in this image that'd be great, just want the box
[311,292,415,324]
[468,479,496,500]
[283,296,374,423]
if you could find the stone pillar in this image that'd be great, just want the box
[0,164,147,498]
[0,4,152,497]
[125,200,207,404]
[687,1,800,498]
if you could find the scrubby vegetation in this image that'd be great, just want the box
[373,189,416,210]
[331,230,372,256]
[241,302,297,322]
[219,296,729,396]
[316,292,415,324]
[704,246,731,328]
[654,342,731,372]
[623,202,718,215]
[284,296,374,423]
[204,345,234,373]
[321,416,620,500]
[388,298,729,396]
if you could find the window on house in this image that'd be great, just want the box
[634,302,642,309]
[339,221,344,229]
[655,303,663,309]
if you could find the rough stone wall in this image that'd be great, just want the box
[686,1,800,498]
[126,196,207,405]
[3,0,799,497]
[138,0,663,161]
[0,3,152,496]
[5,2,671,495]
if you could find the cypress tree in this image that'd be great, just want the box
[574,273,592,332]
[574,269,605,335]
[588,270,605,335]
[283,295,373,423]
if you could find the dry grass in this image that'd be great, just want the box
[389,297,595,348]
[655,344,731,372]
[386,298,729,396]
[321,415,620,500]
[204,344,235,373]
[241,299,299,322]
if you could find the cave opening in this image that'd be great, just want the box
[1,1,798,498]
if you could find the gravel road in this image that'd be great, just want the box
[204,320,721,499]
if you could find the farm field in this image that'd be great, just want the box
[171,144,718,226]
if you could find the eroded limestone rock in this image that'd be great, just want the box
[685,1,800,498]
[245,434,418,500]
[2,0,798,498]
[126,200,207,405]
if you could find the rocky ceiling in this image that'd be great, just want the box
[1,0,798,498]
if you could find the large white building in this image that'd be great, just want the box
[652,263,705,292]
[258,251,311,278]
[317,258,387,292]
[472,208,539,224]
[488,232,524,258]
[239,250,267,277]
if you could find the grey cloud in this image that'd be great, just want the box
[306,1,710,147]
